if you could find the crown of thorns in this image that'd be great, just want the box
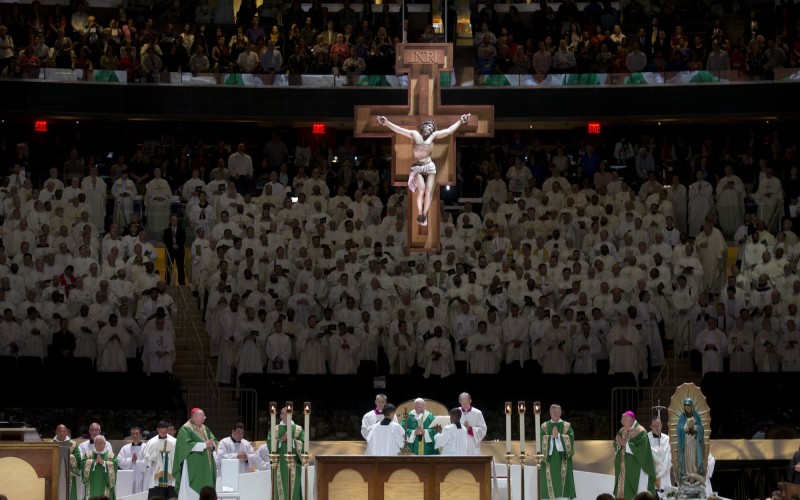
[421,121,437,131]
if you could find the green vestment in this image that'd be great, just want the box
[404,410,438,456]
[173,422,217,496]
[81,449,118,500]
[268,422,304,500]
[539,419,576,500]
[613,422,656,500]
[59,439,82,500]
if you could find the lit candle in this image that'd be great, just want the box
[505,402,512,454]
[518,401,526,455]
[270,402,277,453]
[534,401,542,454]
[304,402,311,454]
[286,401,294,453]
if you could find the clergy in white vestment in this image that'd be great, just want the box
[0,309,20,356]
[636,292,665,367]
[421,328,455,379]
[117,426,148,494]
[360,394,400,439]
[605,314,645,378]
[97,314,130,372]
[365,404,406,456]
[328,322,361,374]
[647,419,672,495]
[143,313,176,374]
[217,299,241,384]
[502,304,530,370]
[143,420,178,498]
[216,423,256,474]
[715,166,745,238]
[695,317,727,375]
[695,223,727,293]
[145,168,172,238]
[466,321,501,374]
[111,171,137,229]
[78,423,114,458]
[754,319,781,372]
[778,320,800,371]
[687,172,712,237]
[235,307,266,376]
[434,408,471,456]
[753,167,783,233]
[19,307,50,359]
[727,318,755,372]
[571,322,602,374]
[266,320,293,374]
[81,168,107,232]
[387,320,416,374]
[458,393,487,456]
[297,315,328,374]
[541,315,572,374]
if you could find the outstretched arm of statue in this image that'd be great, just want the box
[377,116,414,139]
[431,114,471,140]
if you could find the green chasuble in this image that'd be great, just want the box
[173,422,218,496]
[60,439,82,500]
[539,420,576,500]
[81,449,118,500]
[404,410,438,455]
[267,422,304,500]
[613,422,656,500]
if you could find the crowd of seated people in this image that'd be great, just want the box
[472,0,798,77]
[0,0,407,79]
[1,126,799,389]
[0,145,178,375]
[2,0,799,79]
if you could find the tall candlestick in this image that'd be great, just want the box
[505,402,512,454]
[304,402,311,454]
[518,401,526,455]
[533,401,542,454]
[286,401,294,453]
[270,402,277,452]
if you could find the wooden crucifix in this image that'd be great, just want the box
[355,43,494,252]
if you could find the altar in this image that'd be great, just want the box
[316,455,492,500]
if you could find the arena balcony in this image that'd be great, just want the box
[2,66,799,125]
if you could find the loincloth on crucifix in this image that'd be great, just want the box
[408,162,436,192]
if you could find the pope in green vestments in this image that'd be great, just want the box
[267,407,304,500]
[613,411,656,500]
[173,408,218,499]
[404,399,438,456]
[539,404,576,500]
[82,436,118,500]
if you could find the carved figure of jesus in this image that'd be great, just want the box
[377,113,470,226]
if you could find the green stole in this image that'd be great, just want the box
[82,449,117,500]
[405,411,438,455]
[63,440,82,500]
[613,422,656,500]
[268,422,304,500]
[173,422,217,495]
[539,420,576,500]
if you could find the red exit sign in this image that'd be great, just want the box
[34,120,48,132]
[312,123,326,135]
[587,122,601,134]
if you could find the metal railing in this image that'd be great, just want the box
[609,386,642,437]
[649,363,672,419]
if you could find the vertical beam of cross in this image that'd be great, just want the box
[355,43,494,252]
